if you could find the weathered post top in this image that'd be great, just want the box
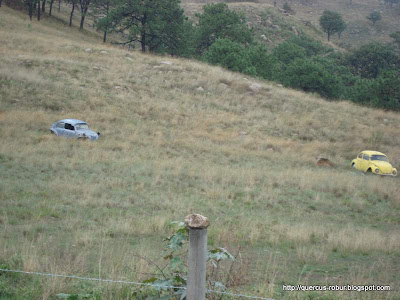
[185,214,210,229]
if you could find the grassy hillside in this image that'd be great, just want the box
[183,0,400,49]
[1,5,400,299]
[183,2,328,49]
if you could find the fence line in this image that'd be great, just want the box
[0,268,274,300]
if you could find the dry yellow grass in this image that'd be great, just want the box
[1,5,400,299]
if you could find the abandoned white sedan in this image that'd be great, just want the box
[50,119,100,140]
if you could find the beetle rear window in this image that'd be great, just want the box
[75,123,89,130]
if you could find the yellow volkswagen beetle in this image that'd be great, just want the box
[351,151,397,176]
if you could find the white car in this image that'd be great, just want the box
[50,119,100,140]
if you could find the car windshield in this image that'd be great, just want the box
[75,123,89,130]
[371,155,388,162]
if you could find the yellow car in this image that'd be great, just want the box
[351,151,397,176]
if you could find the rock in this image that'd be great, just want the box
[384,118,389,123]
[196,86,205,92]
[276,84,283,87]
[316,157,334,167]
[100,51,108,54]
[185,214,210,229]
[126,57,134,61]
[239,131,248,136]
[272,25,281,31]
[261,34,268,40]
[219,83,229,89]
[160,61,172,65]
[265,19,273,26]
[249,83,262,93]
[85,48,92,53]
[93,66,101,70]
[292,26,299,36]
[114,86,121,90]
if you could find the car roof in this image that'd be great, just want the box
[361,150,386,156]
[57,119,87,125]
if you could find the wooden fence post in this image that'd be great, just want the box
[185,214,210,300]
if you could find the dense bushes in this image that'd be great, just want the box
[197,6,400,110]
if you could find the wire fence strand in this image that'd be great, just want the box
[0,268,274,300]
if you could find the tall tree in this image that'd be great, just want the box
[98,0,185,53]
[195,3,253,54]
[93,0,115,42]
[25,0,35,20]
[319,10,346,41]
[37,0,41,20]
[49,0,55,16]
[79,0,91,30]
[69,0,77,26]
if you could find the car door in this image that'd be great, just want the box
[55,122,65,136]
[64,123,75,137]
[361,154,370,172]
[355,152,363,169]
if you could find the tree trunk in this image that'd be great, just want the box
[41,0,45,13]
[0,0,2,8]
[79,14,85,30]
[103,2,109,43]
[69,2,75,26]
[29,0,34,20]
[141,33,146,52]
[141,13,147,52]
[58,0,60,12]
[327,32,330,41]
[78,0,89,31]
[37,0,41,21]
[49,0,54,16]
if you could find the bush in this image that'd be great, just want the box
[280,57,344,99]
[203,39,257,75]
[271,42,307,65]
[286,35,333,57]
[345,42,399,79]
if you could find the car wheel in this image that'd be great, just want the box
[50,130,56,135]
[352,163,356,169]
[366,168,372,174]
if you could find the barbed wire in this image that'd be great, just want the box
[0,268,274,300]
[0,268,184,290]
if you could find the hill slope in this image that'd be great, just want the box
[1,6,400,299]
[183,0,400,49]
